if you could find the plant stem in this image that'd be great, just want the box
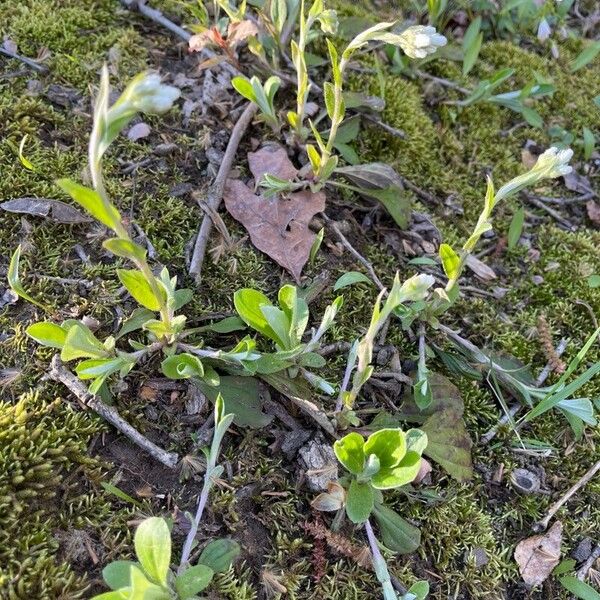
[178,467,214,572]
[364,519,398,600]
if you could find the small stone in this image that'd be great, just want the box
[571,537,592,562]
[298,436,338,492]
[464,546,489,569]
[531,275,544,285]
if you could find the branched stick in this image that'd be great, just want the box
[120,0,191,41]
[48,355,179,468]
[0,47,48,73]
[533,460,600,532]
[189,102,258,280]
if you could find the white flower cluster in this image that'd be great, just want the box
[495,146,573,202]
[118,73,181,115]
[398,25,447,59]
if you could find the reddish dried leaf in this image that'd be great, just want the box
[224,145,325,281]
[227,20,259,47]
[514,521,562,587]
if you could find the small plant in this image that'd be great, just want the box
[233,283,343,393]
[313,427,428,599]
[231,74,281,130]
[15,67,260,403]
[336,273,435,424]
[93,397,240,599]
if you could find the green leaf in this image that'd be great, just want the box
[371,450,422,489]
[231,76,256,103]
[76,357,131,380]
[175,564,214,598]
[56,178,122,232]
[583,127,596,160]
[364,428,406,468]
[507,206,525,250]
[90,591,129,600]
[198,539,241,573]
[333,432,365,474]
[372,504,421,554]
[103,239,147,261]
[278,284,309,346]
[439,243,460,280]
[128,563,169,599]
[61,322,108,361]
[233,289,281,344]
[570,41,600,72]
[18,134,36,171]
[134,517,171,586]
[462,17,482,76]
[407,581,430,600]
[102,560,137,590]
[26,322,67,348]
[421,409,473,481]
[345,480,374,524]
[559,575,600,600]
[202,316,247,333]
[116,307,155,339]
[7,245,47,310]
[334,271,373,291]
[117,269,165,311]
[161,353,204,379]
[323,82,336,119]
[196,376,272,428]
[309,227,324,265]
[588,275,600,289]
[364,186,412,229]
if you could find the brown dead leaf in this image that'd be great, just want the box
[0,197,91,224]
[586,200,600,228]
[189,30,214,52]
[224,145,325,281]
[514,521,562,587]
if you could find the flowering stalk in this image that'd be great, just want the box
[440,147,573,298]
[87,66,180,330]
[312,24,446,184]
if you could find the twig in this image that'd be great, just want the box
[362,113,406,139]
[398,176,440,205]
[47,355,179,468]
[533,459,600,532]
[415,70,470,94]
[322,214,385,291]
[576,544,600,580]
[364,519,399,600]
[0,47,49,73]
[120,0,191,41]
[524,193,577,230]
[480,338,568,444]
[189,103,258,281]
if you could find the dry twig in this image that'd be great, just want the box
[188,102,258,280]
[47,355,179,468]
[534,460,600,532]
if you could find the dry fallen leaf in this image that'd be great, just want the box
[586,200,600,228]
[0,197,91,224]
[227,20,259,47]
[465,254,497,281]
[224,145,325,281]
[514,521,562,587]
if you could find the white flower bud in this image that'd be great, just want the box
[495,146,573,202]
[533,146,573,178]
[537,18,551,42]
[115,72,180,116]
[399,25,447,59]
[398,273,436,302]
